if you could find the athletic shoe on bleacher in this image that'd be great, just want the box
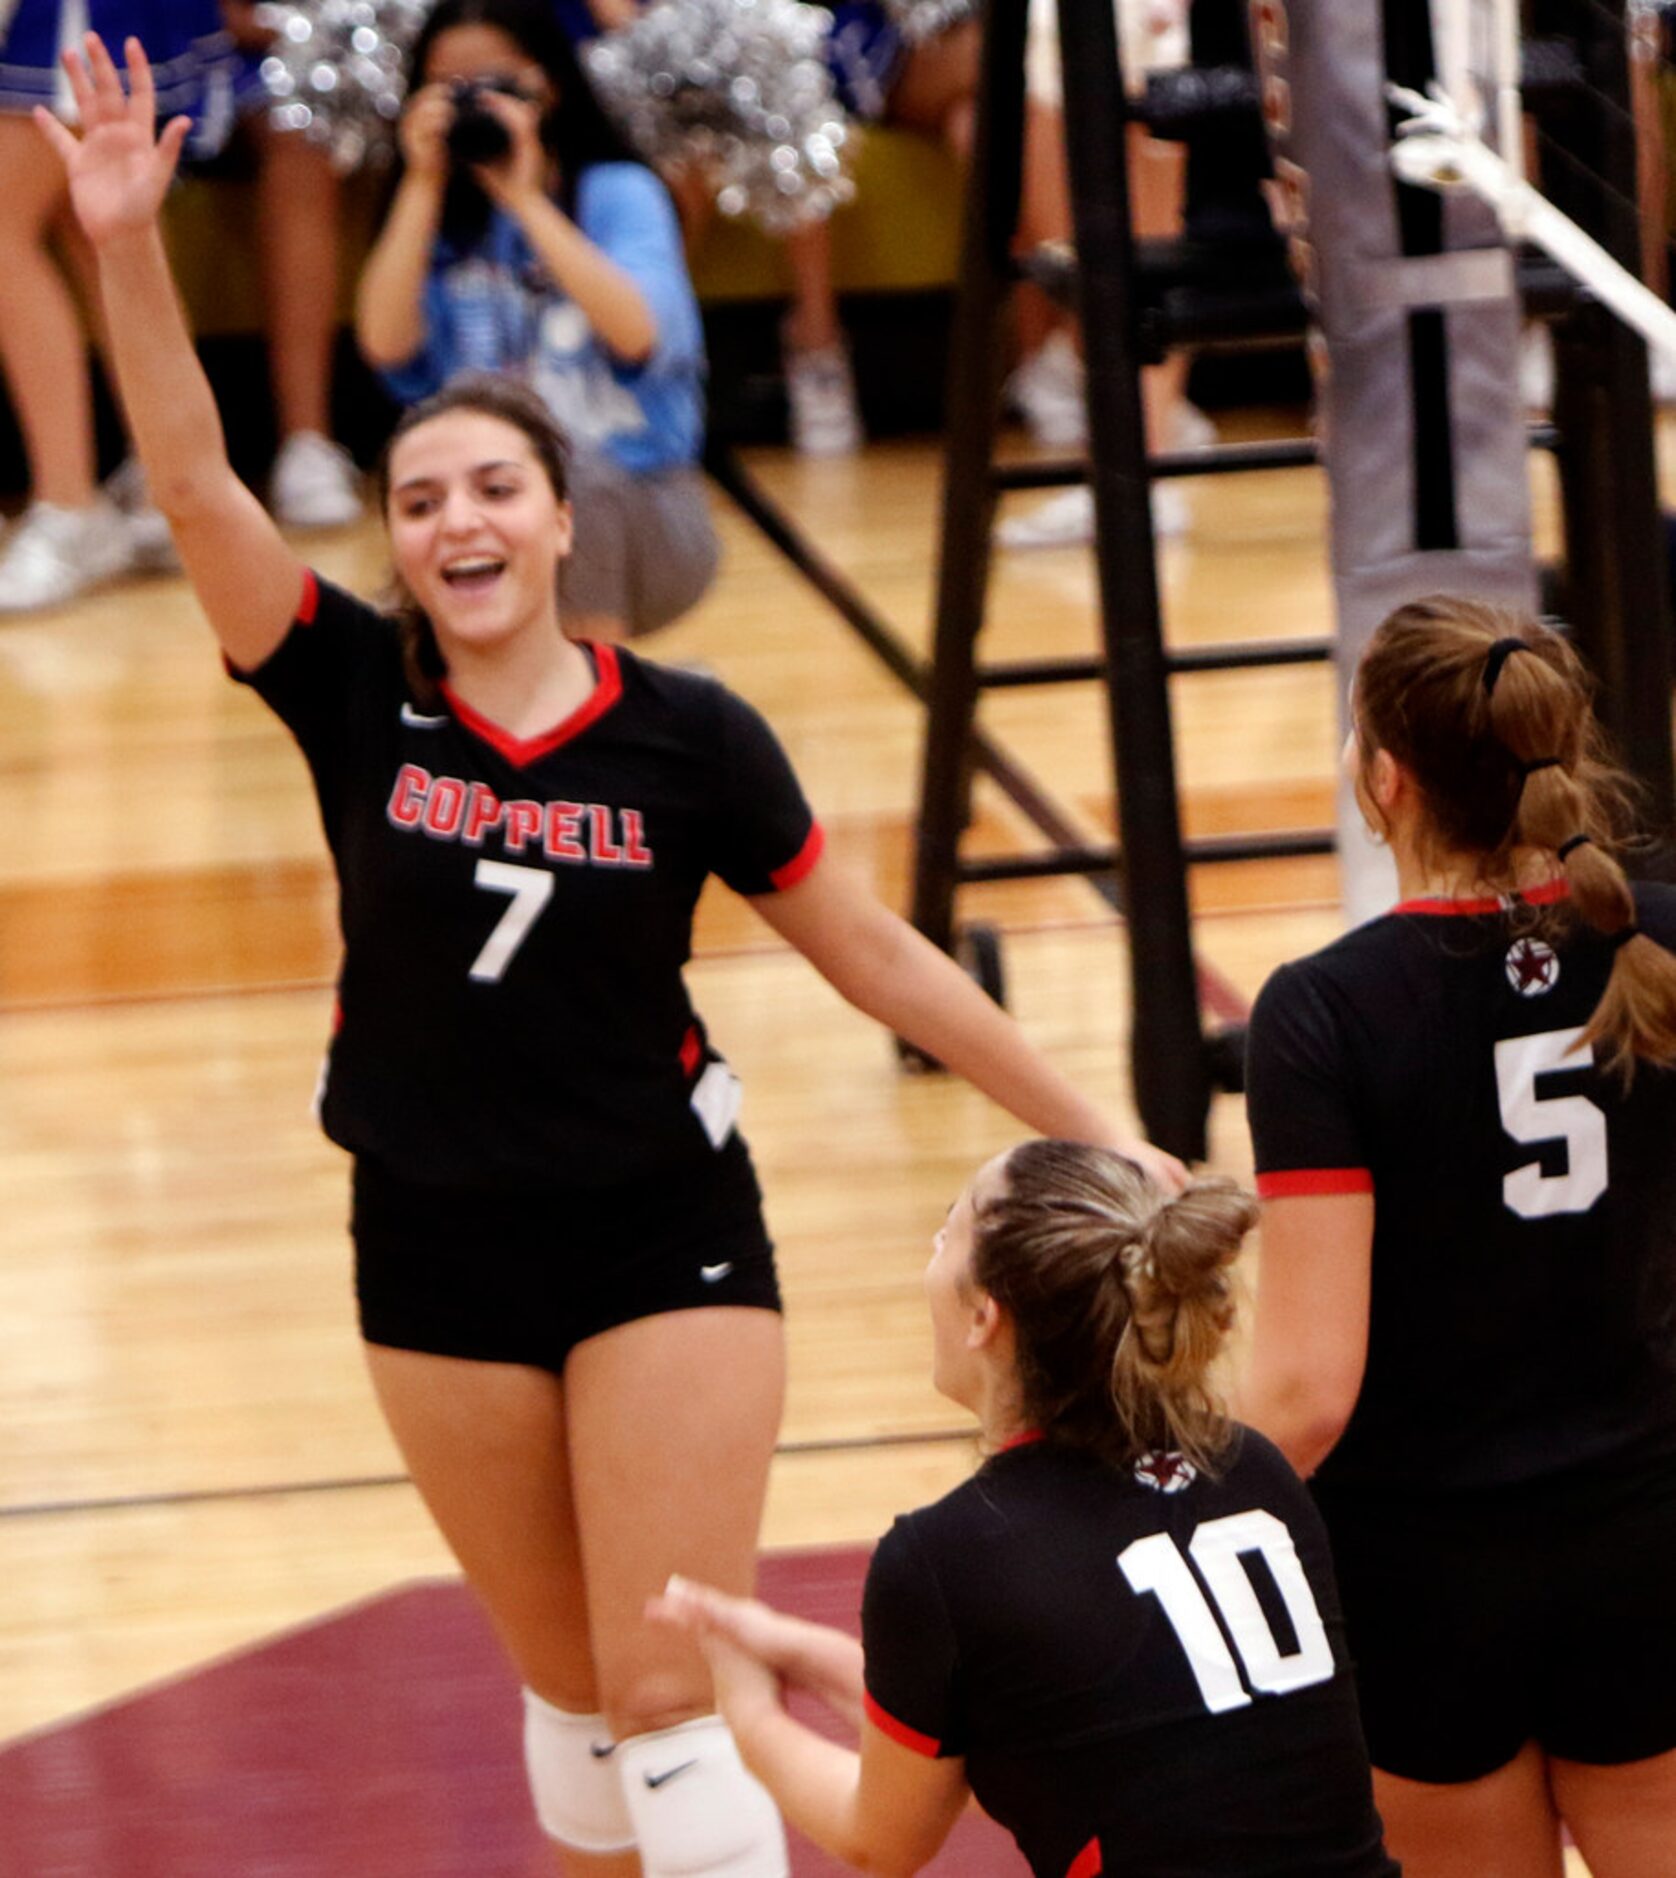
[785,342,862,457]
[271,431,364,529]
[1005,330,1088,449]
[996,483,1191,550]
[105,457,182,572]
[0,498,139,613]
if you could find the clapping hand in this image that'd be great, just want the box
[648,1576,789,1729]
[34,35,190,248]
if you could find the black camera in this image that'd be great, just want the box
[445,76,527,167]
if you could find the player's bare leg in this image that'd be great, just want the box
[364,1344,640,1877]
[1550,1744,1676,1876]
[563,1306,785,1740]
[1372,1741,1564,1878]
[0,117,97,507]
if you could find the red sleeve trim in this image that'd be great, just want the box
[1256,1168,1374,1198]
[296,567,320,626]
[770,822,826,891]
[1066,1839,1103,1878]
[863,1691,940,1758]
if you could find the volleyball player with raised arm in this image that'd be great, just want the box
[1244,596,1676,1877]
[655,1142,1398,1878]
[39,35,1182,1878]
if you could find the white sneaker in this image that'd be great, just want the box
[1005,330,1087,449]
[1170,401,1217,452]
[995,480,1189,550]
[0,499,138,612]
[784,343,862,457]
[104,457,181,572]
[997,485,1094,549]
[271,431,363,529]
[1520,326,1554,412]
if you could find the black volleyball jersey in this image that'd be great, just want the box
[862,1434,1395,1878]
[1248,883,1676,1495]
[230,572,823,1188]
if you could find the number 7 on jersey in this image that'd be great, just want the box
[470,859,554,982]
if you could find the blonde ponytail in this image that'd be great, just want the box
[972,1143,1256,1473]
[1358,597,1676,1081]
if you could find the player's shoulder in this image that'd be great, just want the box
[1251,911,1438,1035]
[1217,1424,1311,1499]
[610,647,774,748]
[305,571,399,638]
[610,645,728,730]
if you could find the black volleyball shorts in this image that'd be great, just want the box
[351,1136,781,1371]
[1317,1460,1676,1783]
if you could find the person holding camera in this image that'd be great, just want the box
[357,0,715,642]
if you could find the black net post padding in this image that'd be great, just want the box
[1251,0,1538,922]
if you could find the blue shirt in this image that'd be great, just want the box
[380,162,705,476]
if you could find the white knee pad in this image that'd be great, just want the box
[616,1714,789,1878]
[521,1690,637,1854]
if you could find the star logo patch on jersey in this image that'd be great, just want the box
[1505,937,1560,997]
[1134,1450,1197,1493]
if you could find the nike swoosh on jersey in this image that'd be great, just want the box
[699,1262,734,1283]
[588,1741,617,1760]
[643,1758,698,1790]
[400,703,449,727]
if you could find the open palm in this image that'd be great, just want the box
[34,34,191,248]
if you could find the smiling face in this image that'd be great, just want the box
[423,21,554,103]
[385,408,573,659]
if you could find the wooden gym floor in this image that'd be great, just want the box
[0,423,1599,1871]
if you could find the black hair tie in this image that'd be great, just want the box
[1557,833,1593,861]
[1520,756,1562,779]
[1609,924,1641,952]
[1482,637,1531,696]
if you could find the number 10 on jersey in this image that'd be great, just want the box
[1120,1510,1335,1713]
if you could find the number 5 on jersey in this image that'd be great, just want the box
[1493,1026,1608,1219]
[1120,1510,1335,1713]
[470,860,553,982]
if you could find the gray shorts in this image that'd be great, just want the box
[560,452,719,639]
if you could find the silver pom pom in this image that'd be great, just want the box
[881,0,976,46]
[586,0,855,234]
[254,0,431,172]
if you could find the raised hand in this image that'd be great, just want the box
[397,82,456,183]
[472,88,550,211]
[33,34,192,248]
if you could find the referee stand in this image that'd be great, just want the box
[910,0,1328,1162]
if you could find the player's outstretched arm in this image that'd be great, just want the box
[752,860,1188,1191]
[36,34,303,671]
[1237,1193,1372,1476]
[650,1580,968,1878]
